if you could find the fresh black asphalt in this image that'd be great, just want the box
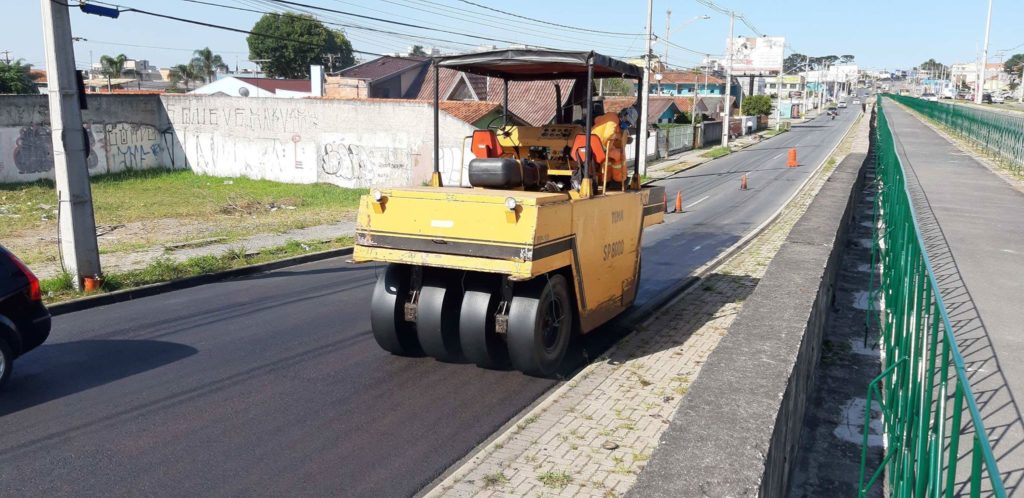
[0,109,858,497]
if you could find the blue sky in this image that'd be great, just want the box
[5,0,1023,73]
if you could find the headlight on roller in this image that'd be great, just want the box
[372,189,384,202]
[505,197,517,211]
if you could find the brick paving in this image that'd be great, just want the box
[424,109,873,498]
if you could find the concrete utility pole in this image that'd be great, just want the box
[40,0,101,289]
[775,71,782,131]
[721,12,735,147]
[1019,63,1024,103]
[638,0,654,176]
[664,9,671,67]
[976,0,993,104]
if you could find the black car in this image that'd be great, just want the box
[0,245,51,388]
[982,93,993,104]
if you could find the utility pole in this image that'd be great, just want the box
[721,11,735,147]
[976,0,993,104]
[664,9,671,67]
[40,0,101,290]
[775,70,782,131]
[1019,63,1024,103]
[802,55,810,118]
[638,0,654,176]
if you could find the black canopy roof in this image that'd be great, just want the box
[433,49,643,81]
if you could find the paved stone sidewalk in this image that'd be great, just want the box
[424,109,871,498]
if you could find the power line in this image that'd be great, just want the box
[451,0,641,37]
[79,0,390,58]
[264,0,538,48]
[182,0,478,49]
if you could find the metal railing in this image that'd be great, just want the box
[889,94,1024,173]
[858,96,1006,497]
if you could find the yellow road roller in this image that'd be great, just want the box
[354,49,665,377]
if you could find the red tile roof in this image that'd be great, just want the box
[658,71,724,85]
[438,100,501,124]
[603,96,680,122]
[236,77,311,94]
[339,56,428,81]
[29,70,47,84]
[415,67,572,126]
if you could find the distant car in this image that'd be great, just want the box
[838,101,848,108]
[982,93,993,104]
[992,94,1006,103]
[922,93,939,102]
[852,98,862,105]
[0,245,51,389]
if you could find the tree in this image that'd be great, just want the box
[99,53,127,78]
[410,45,427,57]
[784,52,807,73]
[0,59,38,94]
[247,13,355,78]
[169,63,204,91]
[1004,54,1024,75]
[839,54,855,64]
[99,53,128,91]
[919,58,947,75]
[740,95,773,116]
[192,47,228,84]
[597,78,636,96]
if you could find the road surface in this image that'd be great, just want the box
[0,106,859,497]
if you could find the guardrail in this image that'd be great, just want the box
[888,94,1024,173]
[858,96,1006,497]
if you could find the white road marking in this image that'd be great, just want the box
[692,245,702,252]
[685,195,710,209]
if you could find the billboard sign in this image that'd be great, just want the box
[726,36,784,76]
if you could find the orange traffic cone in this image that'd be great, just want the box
[787,148,799,168]
[675,191,683,213]
[740,174,748,190]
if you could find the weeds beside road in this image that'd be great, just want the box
[0,169,364,266]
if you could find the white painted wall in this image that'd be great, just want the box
[1,94,477,188]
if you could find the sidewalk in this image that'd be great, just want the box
[644,127,784,181]
[886,102,1024,493]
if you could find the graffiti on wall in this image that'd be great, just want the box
[103,123,163,170]
[319,140,410,186]
[168,104,320,133]
[5,122,162,177]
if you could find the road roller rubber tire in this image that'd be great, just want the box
[370,264,422,356]
[507,274,572,377]
[416,272,464,362]
[459,274,509,369]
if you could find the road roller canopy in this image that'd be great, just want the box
[433,49,643,81]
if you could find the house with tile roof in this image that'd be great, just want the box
[329,56,430,99]
[190,65,325,98]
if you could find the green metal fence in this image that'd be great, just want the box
[889,94,1024,173]
[858,96,1006,497]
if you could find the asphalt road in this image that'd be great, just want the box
[0,107,858,497]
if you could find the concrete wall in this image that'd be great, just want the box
[1,95,477,188]
[629,148,869,497]
[0,94,170,183]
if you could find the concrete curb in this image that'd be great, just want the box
[48,247,354,316]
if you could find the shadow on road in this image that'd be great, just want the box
[0,340,198,417]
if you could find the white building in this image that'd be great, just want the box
[951,62,1008,92]
[190,65,325,98]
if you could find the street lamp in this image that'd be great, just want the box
[663,14,710,67]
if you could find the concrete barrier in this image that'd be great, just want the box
[629,151,869,497]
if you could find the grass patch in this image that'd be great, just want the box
[537,470,573,489]
[1,168,364,264]
[39,236,352,303]
[700,146,731,159]
[482,471,509,488]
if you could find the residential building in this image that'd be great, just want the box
[764,75,805,98]
[951,62,1008,93]
[330,56,430,99]
[190,65,325,98]
[647,71,727,96]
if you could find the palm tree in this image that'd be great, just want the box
[99,53,127,92]
[170,63,206,91]
[191,47,228,84]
